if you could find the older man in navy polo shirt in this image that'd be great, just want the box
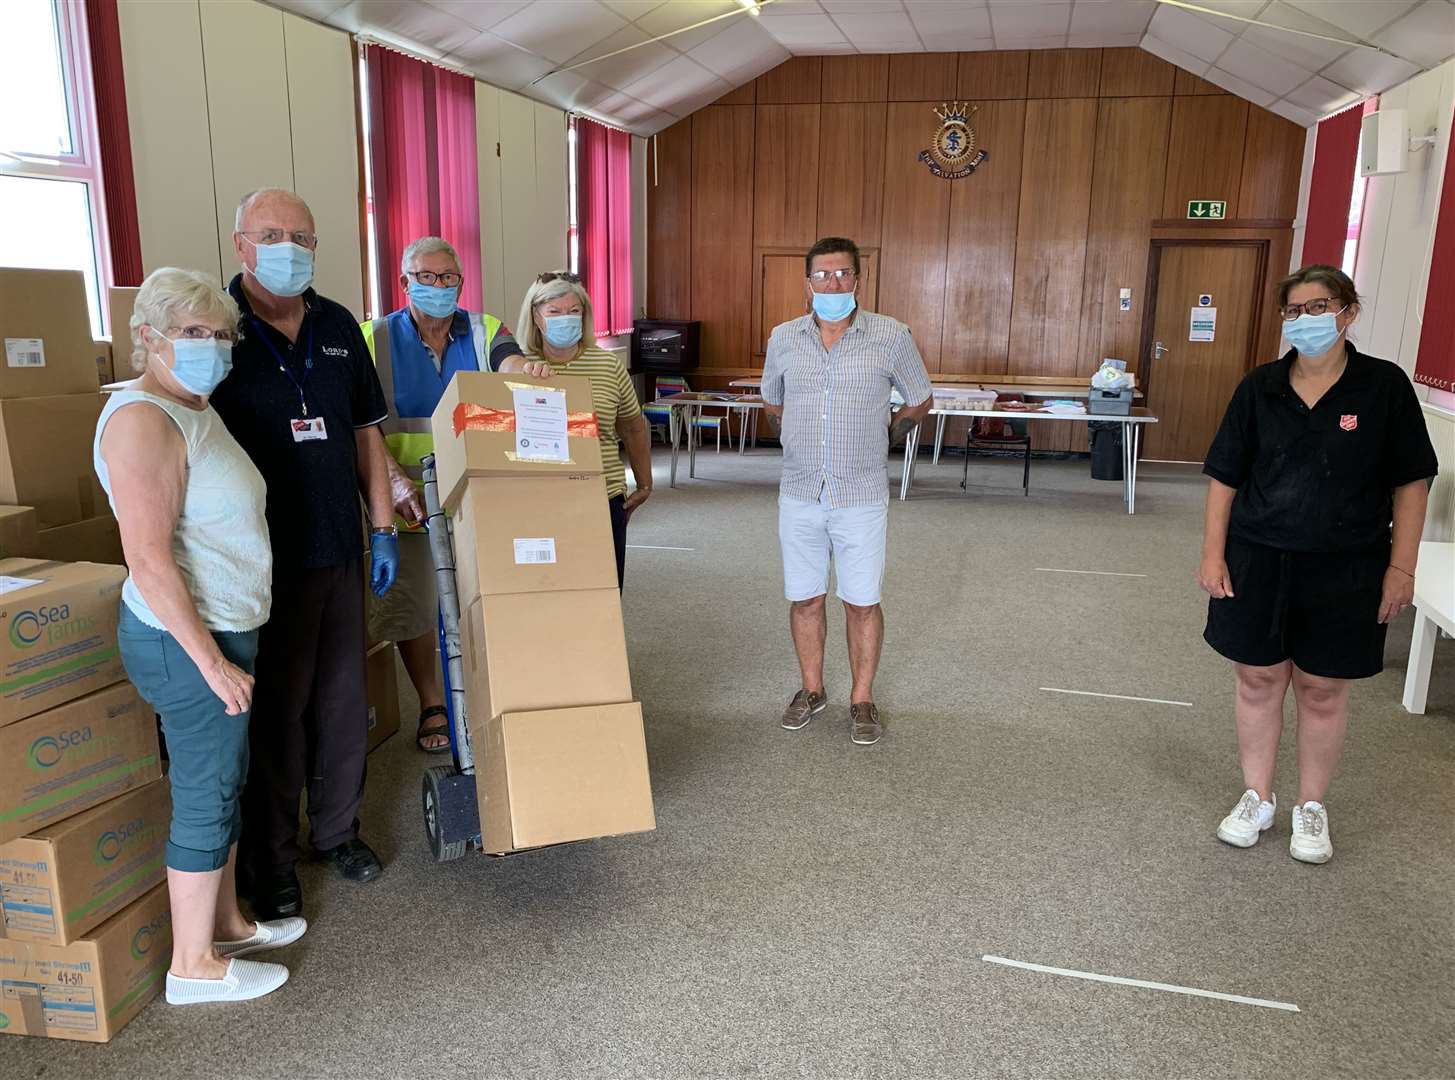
[212,188,398,921]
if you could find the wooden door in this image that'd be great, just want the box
[1141,242,1265,461]
[753,248,879,359]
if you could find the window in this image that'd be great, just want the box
[358,48,382,320]
[0,0,110,337]
[1343,165,1367,277]
[567,118,579,274]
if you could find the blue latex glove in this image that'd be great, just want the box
[370,532,399,597]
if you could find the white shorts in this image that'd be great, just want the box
[778,492,889,607]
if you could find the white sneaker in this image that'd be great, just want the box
[1216,788,1276,847]
[166,958,289,1005]
[1290,801,1333,864]
[217,917,308,959]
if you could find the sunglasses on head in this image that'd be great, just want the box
[536,271,581,284]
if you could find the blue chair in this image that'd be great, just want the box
[645,375,733,452]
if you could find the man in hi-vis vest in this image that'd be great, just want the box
[361,236,522,752]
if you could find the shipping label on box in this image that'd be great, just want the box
[0,681,162,846]
[0,778,168,945]
[0,559,127,729]
[0,882,170,1042]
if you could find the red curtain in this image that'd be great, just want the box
[576,116,634,337]
[1301,103,1363,268]
[365,45,480,315]
[1413,130,1455,391]
[84,0,142,288]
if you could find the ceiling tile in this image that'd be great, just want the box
[906,1,992,38]
[426,1,533,32]
[1182,0,1270,28]
[720,45,794,85]
[996,34,1071,49]
[988,1,1071,40]
[1321,46,1421,93]
[530,69,607,110]
[601,0,663,19]
[447,30,557,87]
[758,11,848,45]
[1069,0,1156,35]
[637,0,745,52]
[620,51,728,108]
[1284,73,1362,113]
[1139,35,1213,74]
[832,10,920,41]
[1218,37,1310,94]
[564,24,679,90]
[759,1,830,13]
[820,1,902,11]
[268,0,352,19]
[1203,65,1279,104]
[594,88,657,118]
[1371,0,1455,68]
[1240,1,1357,71]
[489,1,628,64]
[686,16,784,75]
[1145,4,1235,62]
[796,41,861,52]
[1069,30,1146,48]
[1269,99,1319,126]
[1282,1,1419,39]
[346,0,485,55]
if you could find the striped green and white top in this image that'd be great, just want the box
[523,345,642,498]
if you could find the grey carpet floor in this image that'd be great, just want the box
[5,448,1452,1080]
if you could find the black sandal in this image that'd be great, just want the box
[415,706,451,754]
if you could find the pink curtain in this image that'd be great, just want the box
[366,46,480,315]
[1301,103,1363,268]
[576,117,634,336]
[84,0,142,287]
[1413,123,1455,391]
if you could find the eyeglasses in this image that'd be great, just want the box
[1280,297,1346,320]
[407,270,463,288]
[536,271,581,284]
[808,268,856,283]
[164,325,238,344]
[239,228,319,249]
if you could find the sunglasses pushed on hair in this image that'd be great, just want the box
[536,271,581,284]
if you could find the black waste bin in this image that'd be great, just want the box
[1089,420,1123,481]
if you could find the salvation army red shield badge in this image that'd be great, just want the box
[1339,414,1358,431]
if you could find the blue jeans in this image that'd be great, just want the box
[117,605,259,872]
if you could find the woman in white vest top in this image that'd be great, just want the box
[94,268,303,1005]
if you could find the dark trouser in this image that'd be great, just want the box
[241,558,368,873]
[609,494,627,589]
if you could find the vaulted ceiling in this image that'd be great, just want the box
[266,1,1455,134]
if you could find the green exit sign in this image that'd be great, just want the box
[1188,199,1228,220]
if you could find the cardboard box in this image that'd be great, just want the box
[92,341,113,388]
[0,779,168,945]
[366,642,400,753]
[451,475,617,605]
[0,394,107,526]
[106,288,138,356]
[460,589,632,723]
[0,680,161,846]
[430,371,604,509]
[0,559,128,729]
[0,882,170,1042]
[474,702,655,854]
[0,269,105,400]
[0,506,37,560]
[35,516,123,567]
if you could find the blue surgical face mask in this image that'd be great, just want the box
[166,337,233,396]
[1283,312,1341,357]
[249,239,314,297]
[407,279,460,319]
[811,289,856,322]
[543,314,582,350]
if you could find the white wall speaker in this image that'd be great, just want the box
[1360,108,1408,176]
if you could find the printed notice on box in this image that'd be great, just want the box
[0,575,46,594]
[5,337,45,368]
[511,387,569,462]
[1189,306,1217,343]
[513,538,558,565]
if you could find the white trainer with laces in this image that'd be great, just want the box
[166,958,289,1005]
[1216,788,1276,847]
[217,917,308,959]
[1290,801,1333,864]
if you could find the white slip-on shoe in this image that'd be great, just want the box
[1290,801,1333,864]
[165,959,289,1005]
[217,917,308,959]
[1216,788,1276,848]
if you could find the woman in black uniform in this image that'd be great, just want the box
[1198,264,1437,865]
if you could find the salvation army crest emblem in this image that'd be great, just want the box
[1339,414,1358,431]
[918,102,988,179]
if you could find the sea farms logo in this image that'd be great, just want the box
[131,910,172,960]
[94,817,165,865]
[7,602,94,650]
[27,725,117,771]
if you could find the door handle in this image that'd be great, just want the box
[1153,340,1168,360]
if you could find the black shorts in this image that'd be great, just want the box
[1204,537,1389,680]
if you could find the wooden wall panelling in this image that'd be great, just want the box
[690,107,756,367]
[821,55,889,102]
[940,99,1027,375]
[816,103,887,245]
[714,81,756,106]
[957,50,1030,100]
[1007,98,1099,380]
[889,53,959,102]
[1098,47,1176,97]
[1175,69,1226,95]
[1162,95,1249,219]
[1236,107,1306,221]
[878,102,954,367]
[756,57,822,104]
[1027,48,1102,98]
[754,248,880,355]
[753,105,821,248]
[647,118,692,319]
[1080,97,1172,374]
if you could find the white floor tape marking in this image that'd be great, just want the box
[981,955,1300,1013]
[626,545,696,551]
[1035,567,1148,578]
[1040,687,1194,707]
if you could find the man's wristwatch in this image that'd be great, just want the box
[371,525,398,537]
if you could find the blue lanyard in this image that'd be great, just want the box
[251,316,315,416]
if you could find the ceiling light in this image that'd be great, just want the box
[735,0,761,17]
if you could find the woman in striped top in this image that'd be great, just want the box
[501,272,652,586]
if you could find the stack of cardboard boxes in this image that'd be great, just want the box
[0,559,169,1043]
[431,371,655,854]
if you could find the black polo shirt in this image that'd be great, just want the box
[212,276,389,573]
[1203,343,1438,554]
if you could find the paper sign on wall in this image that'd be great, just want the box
[1190,306,1217,342]
[511,387,569,462]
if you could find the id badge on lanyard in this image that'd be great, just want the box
[252,317,326,442]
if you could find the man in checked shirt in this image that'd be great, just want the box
[760,237,934,745]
